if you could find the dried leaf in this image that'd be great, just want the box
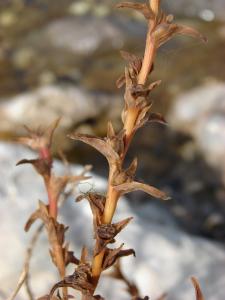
[120,51,142,76]
[124,67,137,108]
[18,118,60,152]
[24,201,76,270]
[175,24,207,43]
[69,133,119,164]
[77,193,106,230]
[154,22,207,48]
[116,2,154,19]
[111,159,137,186]
[24,200,49,232]
[50,264,94,298]
[103,244,135,270]
[95,218,133,255]
[126,157,138,179]
[64,248,80,266]
[16,158,51,178]
[114,181,170,200]
[191,277,205,300]
[106,128,125,156]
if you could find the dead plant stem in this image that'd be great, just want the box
[91,14,157,289]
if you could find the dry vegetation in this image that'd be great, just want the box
[10,1,207,299]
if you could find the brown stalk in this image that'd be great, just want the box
[91,1,158,286]
[92,0,157,285]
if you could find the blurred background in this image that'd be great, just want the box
[1,0,225,299]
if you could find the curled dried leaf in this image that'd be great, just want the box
[102,244,135,270]
[114,181,170,200]
[95,218,133,255]
[77,193,106,229]
[191,277,205,300]
[50,264,94,298]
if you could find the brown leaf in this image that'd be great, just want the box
[111,159,137,186]
[114,181,170,200]
[106,127,125,156]
[115,217,133,233]
[154,22,207,49]
[175,24,207,43]
[191,277,205,300]
[102,244,135,270]
[69,133,119,164]
[18,118,60,152]
[120,51,142,77]
[95,218,133,255]
[16,158,51,178]
[124,67,137,108]
[64,248,80,266]
[25,201,75,269]
[116,2,154,19]
[49,264,94,298]
[77,193,106,229]
[24,200,49,232]
[126,157,138,179]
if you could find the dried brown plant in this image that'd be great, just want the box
[14,1,207,300]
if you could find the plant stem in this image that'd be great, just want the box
[150,0,160,16]
[91,8,157,290]
[40,148,67,299]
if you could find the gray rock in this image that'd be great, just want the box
[1,142,225,300]
[168,83,225,173]
[0,84,122,137]
[38,16,145,57]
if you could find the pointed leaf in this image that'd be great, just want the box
[16,158,51,178]
[176,24,207,43]
[103,244,135,270]
[114,181,170,200]
[69,133,119,164]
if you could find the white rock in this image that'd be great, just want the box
[168,83,225,172]
[0,84,120,133]
[1,142,225,299]
[42,16,128,56]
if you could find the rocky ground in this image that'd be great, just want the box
[1,1,225,299]
[1,142,225,300]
